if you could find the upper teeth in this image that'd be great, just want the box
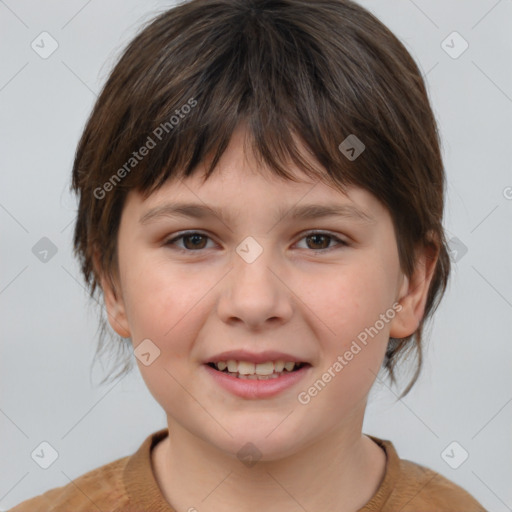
[215,360,298,375]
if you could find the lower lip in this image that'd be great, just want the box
[203,364,312,399]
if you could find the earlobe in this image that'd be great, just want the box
[389,243,439,339]
[94,249,131,338]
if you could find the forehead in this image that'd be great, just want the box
[122,124,387,226]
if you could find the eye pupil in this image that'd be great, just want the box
[307,234,330,250]
[184,234,207,250]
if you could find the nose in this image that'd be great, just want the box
[216,243,294,330]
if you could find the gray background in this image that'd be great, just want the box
[1,0,511,510]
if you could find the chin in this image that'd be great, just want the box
[210,425,312,464]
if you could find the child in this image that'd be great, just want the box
[11,0,487,510]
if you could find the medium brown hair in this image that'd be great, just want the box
[71,0,451,397]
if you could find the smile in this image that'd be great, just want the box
[207,360,308,380]
[204,360,312,399]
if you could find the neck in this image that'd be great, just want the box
[152,412,386,512]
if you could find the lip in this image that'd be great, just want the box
[204,349,308,365]
[203,362,312,399]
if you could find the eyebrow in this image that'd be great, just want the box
[139,201,375,226]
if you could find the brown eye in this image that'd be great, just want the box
[305,234,332,250]
[182,234,208,250]
[297,231,347,252]
[165,230,347,254]
[165,232,213,251]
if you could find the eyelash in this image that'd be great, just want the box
[164,230,348,254]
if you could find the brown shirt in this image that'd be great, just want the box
[9,428,487,511]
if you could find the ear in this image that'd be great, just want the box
[389,239,439,339]
[93,248,131,338]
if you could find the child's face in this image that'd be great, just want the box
[104,126,416,459]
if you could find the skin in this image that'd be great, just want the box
[98,125,438,512]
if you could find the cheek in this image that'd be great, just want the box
[300,260,396,399]
[120,261,213,407]
[298,281,392,413]
[120,257,201,342]
[306,262,396,340]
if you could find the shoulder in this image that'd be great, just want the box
[364,436,487,512]
[391,457,487,511]
[8,455,130,512]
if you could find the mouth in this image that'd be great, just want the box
[206,360,311,380]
